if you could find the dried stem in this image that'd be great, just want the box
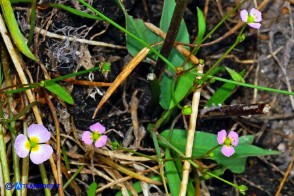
[180,64,204,196]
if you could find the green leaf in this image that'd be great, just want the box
[125,15,159,60]
[206,70,245,107]
[165,150,181,196]
[87,182,97,196]
[168,152,195,196]
[193,7,206,54]
[1,0,37,61]
[168,65,197,109]
[159,0,190,109]
[225,67,245,83]
[195,7,206,45]
[42,82,74,104]
[49,3,103,21]
[160,129,280,174]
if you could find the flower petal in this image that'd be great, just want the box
[217,130,227,145]
[89,122,105,134]
[28,124,51,143]
[228,131,239,146]
[94,135,108,148]
[250,8,262,22]
[248,23,261,29]
[14,134,30,158]
[240,9,248,22]
[30,144,53,164]
[82,131,93,145]
[221,146,235,157]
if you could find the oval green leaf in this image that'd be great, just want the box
[43,82,74,104]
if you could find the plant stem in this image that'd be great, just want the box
[201,25,246,82]
[27,0,37,46]
[0,124,11,196]
[62,165,84,190]
[196,73,294,96]
[154,0,189,77]
[39,164,51,196]
[21,121,30,196]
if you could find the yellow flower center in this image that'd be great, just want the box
[27,136,40,152]
[224,137,233,146]
[91,131,101,142]
[247,15,255,23]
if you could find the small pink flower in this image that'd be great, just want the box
[82,122,108,148]
[14,124,53,164]
[217,130,239,157]
[240,8,262,29]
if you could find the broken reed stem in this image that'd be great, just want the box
[179,64,204,196]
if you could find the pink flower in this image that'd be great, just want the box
[240,8,262,29]
[82,122,108,148]
[217,130,239,157]
[14,124,53,164]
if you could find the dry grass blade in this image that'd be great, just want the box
[92,47,150,118]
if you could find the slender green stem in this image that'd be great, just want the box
[21,121,30,196]
[77,0,176,72]
[48,3,102,20]
[62,146,71,171]
[157,134,199,169]
[171,75,184,110]
[197,0,247,46]
[62,165,84,190]
[198,145,220,159]
[0,123,12,196]
[205,170,240,189]
[196,73,294,96]
[43,67,100,85]
[11,132,21,196]
[39,164,51,196]
[179,0,247,69]
[27,0,37,46]
[201,25,246,82]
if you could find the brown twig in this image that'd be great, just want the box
[275,156,294,196]
[44,91,64,196]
